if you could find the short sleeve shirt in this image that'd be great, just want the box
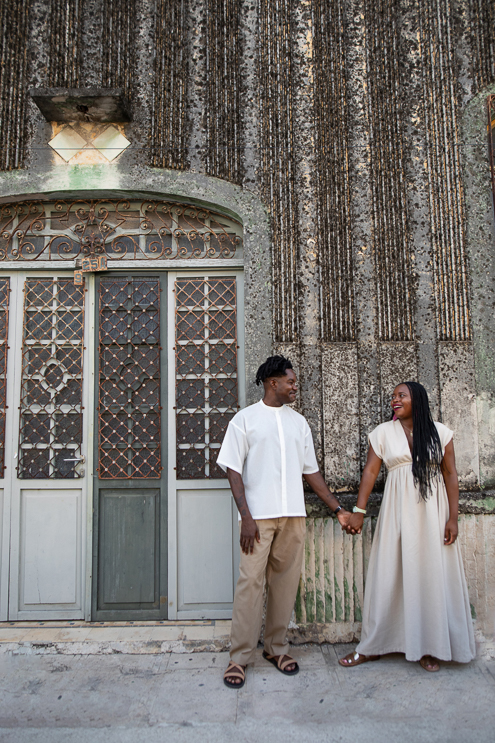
[216,400,319,519]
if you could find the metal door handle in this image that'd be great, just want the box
[63,456,86,463]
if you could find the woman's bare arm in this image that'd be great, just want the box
[345,444,382,535]
[440,440,459,546]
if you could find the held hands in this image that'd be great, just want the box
[334,509,364,535]
[336,509,351,530]
[343,512,364,536]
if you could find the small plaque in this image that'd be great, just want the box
[81,255,108,272]
[74,270,84,285]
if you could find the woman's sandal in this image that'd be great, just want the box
[338,651,380,667]
[262,651,300,676]
[223,661,246,689]
[419,655,440,672]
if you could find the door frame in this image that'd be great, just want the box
[0,265,245,621]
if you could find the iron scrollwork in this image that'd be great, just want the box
[0,200,243,262]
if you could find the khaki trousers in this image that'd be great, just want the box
[229,516,306,666]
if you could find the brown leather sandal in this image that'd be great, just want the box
[262,651,299,675]
[419,655,440,672]
[223,661,246,689]
[338,651,380,667]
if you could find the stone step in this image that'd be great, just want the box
[0,620,232,655]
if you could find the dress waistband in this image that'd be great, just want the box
[387,462,411,473]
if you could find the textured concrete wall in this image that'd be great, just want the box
[291,512,495,649]
[461,84,495,488]
[0,0,494,492]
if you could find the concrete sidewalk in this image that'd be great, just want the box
[1,643,494,743]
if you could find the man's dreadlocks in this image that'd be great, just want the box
[255,355,293,386]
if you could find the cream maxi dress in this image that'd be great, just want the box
[356,419,475,662]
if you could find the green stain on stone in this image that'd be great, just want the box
[294,583,303,623]
[316,586,324,624]
[344,577,350,622]
[334,578,343,622]
[304,539,315,622]
[353,581,362,622]
[304,538,311,564]
[65,164,119,190]
[305,578,315,623]
[314,530,324,623]
[324,558,333,623]
[470,603,476,619]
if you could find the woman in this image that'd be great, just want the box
[339,382,475,672]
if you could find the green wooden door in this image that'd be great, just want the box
[92,274,168,620]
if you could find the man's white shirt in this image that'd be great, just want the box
[216,400,319,520]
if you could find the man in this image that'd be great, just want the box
[217,355,350,688]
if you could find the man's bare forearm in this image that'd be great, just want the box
[303,471,341,512]
[227,468,260,554]
[227,468,254,521]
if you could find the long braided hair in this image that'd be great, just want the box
[402,381,443,501]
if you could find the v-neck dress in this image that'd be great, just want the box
[356,419,475,662]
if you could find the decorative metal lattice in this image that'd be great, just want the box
[0,200,242,262]
[175,277,239,479]
[489,95,495,215]
[18,279,85,479]
[0,279,10,476]
[98,277,161,479]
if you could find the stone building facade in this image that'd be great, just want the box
[0,0,493,647]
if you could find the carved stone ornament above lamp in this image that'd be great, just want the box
[29,87,131,123]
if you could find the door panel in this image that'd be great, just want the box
[98,488,160,609]
[92,274,168,620]
[178,489,235,607]
[19,489,82,609]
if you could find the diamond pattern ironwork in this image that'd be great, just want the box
[98,277,162,479]
[175,277,238,479]
[0,279,9,476]
[18,279,84,478]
